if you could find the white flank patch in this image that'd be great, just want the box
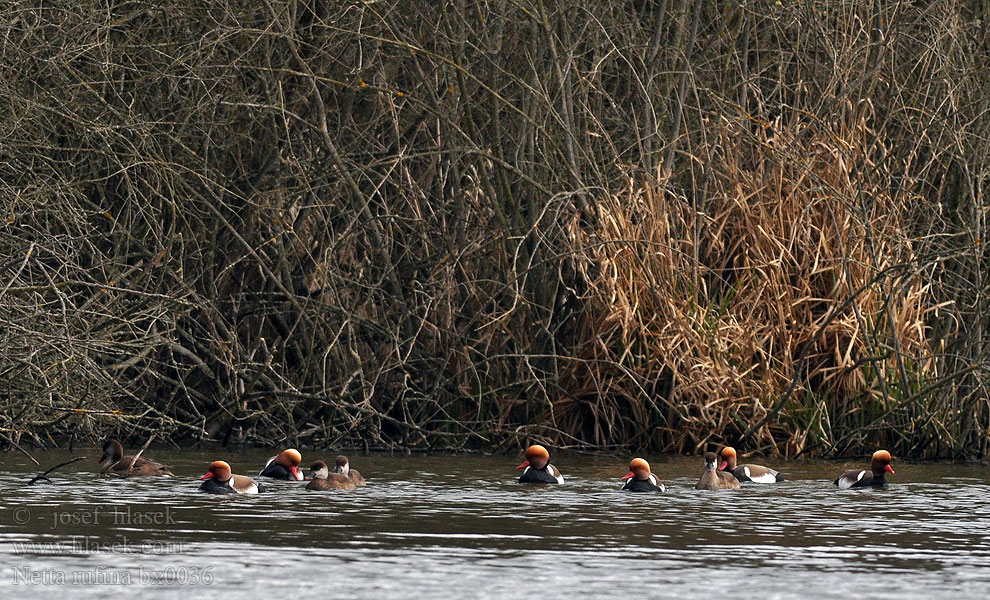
[231,477,259,494]
[748,468,779,484]
[838,470,865,490]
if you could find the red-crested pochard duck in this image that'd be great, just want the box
[259,448,304,480]
[834,450,895,489]
[696,451,741,490]
[620,457,665,492]
[306,460,356,491]
[517,444,564,484]
[719,446,784,483]
[199,461,263,494]
[98,439,174,477]
[332,455,366,486]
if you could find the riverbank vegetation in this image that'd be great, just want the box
[1,1,987,458]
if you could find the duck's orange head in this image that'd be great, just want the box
[517,445,550,470]
[871,450,894,474]
[622,457,652,481]
[200,461,232,482]
[719,446,737,470]
[276,449,303,478]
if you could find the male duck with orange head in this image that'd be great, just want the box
[834,450,895,489]
[517,445,564,484]
[199,461,263,494]
[259,448,304,481]
[719,446,784,483]
[620,458,665,492]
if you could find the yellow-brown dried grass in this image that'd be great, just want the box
[557,108,933,456]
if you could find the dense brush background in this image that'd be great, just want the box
[1,0,987,458]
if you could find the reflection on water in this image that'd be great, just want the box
[2,450,990,598]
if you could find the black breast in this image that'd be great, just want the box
[199,479,234,494]
[259,462,293,479]
[854,472,886,488]
[621,478,664,492]
[518,467,560,484]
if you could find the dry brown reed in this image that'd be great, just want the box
[0,1,987,458]
[570,108,934,457]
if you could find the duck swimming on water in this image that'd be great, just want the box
[332,455,366,486]
[517,445,564,484]
[620,458,665,492]
[306,460,356,491]
[199,461,263,494]
[98,440,174,477]
[259,449,304,481]
[719,446,784,483]
[696,451,740,490]
[834,450,895,489]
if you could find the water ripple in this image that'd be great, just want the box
[1,451,989,598]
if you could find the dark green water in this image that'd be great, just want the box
[2,449,989,598]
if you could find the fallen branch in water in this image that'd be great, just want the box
[27,456,85,485]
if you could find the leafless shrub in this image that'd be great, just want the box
[0,0,986,457]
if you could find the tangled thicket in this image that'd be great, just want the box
[1,1,987,458]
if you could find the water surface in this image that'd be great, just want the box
[1,449,989,598]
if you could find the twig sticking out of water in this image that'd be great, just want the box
[8,439,40,466]
[27,456,85,485]
[118,435,156,478]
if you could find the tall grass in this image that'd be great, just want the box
[572,110,934,457]
[0,1,986,457]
